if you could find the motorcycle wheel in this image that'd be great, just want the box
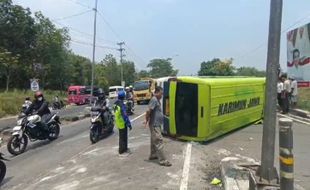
[7,135,28,156]
[48,123,60,141]
[0,160,6,184]
[90,125,100,144]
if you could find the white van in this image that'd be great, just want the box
[109,86,124,99]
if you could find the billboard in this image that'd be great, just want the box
[287,23,310,81]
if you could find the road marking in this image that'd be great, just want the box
[278,113,310,125]
[180,143,192,190]
[130,113,146,122]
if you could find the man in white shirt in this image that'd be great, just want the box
[281,74,291,114]
[277,78,283,108]
[289,76,298,108]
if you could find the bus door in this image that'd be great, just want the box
[162,81,170,135]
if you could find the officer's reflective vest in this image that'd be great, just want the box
[114,103,125,129]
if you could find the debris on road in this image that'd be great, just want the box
[210,177,222,186]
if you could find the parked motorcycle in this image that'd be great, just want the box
[124,99,134,115]
[89,106,114,144]
[0,138,8,184]
[52,96,64,110]
[7,113,61,156]
[52,101,64,110]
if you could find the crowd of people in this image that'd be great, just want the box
[277,73,298,114]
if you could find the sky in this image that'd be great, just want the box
[13,0,310,75]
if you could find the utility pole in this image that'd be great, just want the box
[90,0,98,97]
[249,1,283,189]
[117,42,125,86]
[260,0,283,181]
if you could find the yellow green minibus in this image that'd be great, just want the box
[163,77,265,141]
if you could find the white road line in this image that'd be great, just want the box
[130,113,146,122]
[180,143,192,190]
[278,113,310,125]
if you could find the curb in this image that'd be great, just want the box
[290,108,310,119]
[221,156,259,190]
[278,113,310,125]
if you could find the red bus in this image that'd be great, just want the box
[67,86,91,105]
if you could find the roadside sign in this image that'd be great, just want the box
[121,81,125,87]
[30,79,39,91]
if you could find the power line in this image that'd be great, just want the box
[97,11,148,67]
[66,0,92,9]
[52,9,92,21]
[52,20,117,45]
[236,13,310,61]
[70,39,118,50]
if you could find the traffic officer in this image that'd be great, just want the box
[114,91,132,155]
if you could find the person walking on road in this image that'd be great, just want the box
[281,73,291,114]
[114,91,132,155]
[145,86,172,167]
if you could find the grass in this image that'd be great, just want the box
[0,89,67,118]
[297,87,310,111]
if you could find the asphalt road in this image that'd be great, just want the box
[0,104,309,190]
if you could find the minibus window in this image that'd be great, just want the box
[69,90,77,95]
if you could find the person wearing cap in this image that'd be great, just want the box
[289,76,298,108]
[114,90,132,155]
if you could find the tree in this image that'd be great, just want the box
[198,58,235,76]
[33,12,70,90]
[147,58,178,78]
[0,0,37,88]
[67,52,92,86]
[100,54,121,86]
[122,60,137,85]
[137,70,150,79]
[0,48,20,91]
[235,67,266,77]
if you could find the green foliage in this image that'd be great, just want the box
[198,58,235,76]
[0,89,66,117]
[137,70,150,78]
[99,54,120,86]
[297,88,310,111]
[0,47,20,91]
[122,60,137,85]
[236,67,266,77]
[147,58,178,78]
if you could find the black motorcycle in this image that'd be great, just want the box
[52,100,64,110]
[0,138,8,184]
[124,99,134,115]
[89,106,114,144]
[7,113,61,156]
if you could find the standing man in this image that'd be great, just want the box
[277,77,283,109]
[281,74,291,114]
[114,91,132,155]
[290,76,298,108]
[145,86,172,167]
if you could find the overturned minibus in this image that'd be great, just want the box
[162,77,265,141]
